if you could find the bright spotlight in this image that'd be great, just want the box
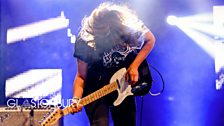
[167,15,178,25]
[7,11,69,44]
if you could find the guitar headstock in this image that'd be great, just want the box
[39,107,63,126]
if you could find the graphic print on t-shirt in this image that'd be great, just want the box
[103,44,134,68]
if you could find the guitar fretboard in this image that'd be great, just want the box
[62,81,118,115]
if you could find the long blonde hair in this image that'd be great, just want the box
[79,2,148,51]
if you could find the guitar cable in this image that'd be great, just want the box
[139,63,165,126]
[148,63,165,96]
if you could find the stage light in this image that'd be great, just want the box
[166,15,178,26]
[172,13,224,39]
[178,25,215,57]
[215,41,224,90]
[168,6,224,92]
[179,13,213,23]
[167,13,217,58]
[67,28,76,43]
[214,6,224,90]
[7,11,69,44]
[5,69,62,105]
[67,28,72,37]
[183,22,224,38]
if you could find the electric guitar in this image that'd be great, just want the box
[39,59,152,126]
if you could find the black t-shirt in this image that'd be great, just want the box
[73,27,149,96]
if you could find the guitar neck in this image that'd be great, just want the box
[62,81,118,115]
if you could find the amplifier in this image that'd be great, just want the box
[0,106,62,126]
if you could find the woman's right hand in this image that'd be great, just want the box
[70,100,83,114]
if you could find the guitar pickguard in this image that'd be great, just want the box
[110,68,133,106]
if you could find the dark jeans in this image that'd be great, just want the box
[84,96,136,126]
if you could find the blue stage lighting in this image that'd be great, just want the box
[167,15,178,26]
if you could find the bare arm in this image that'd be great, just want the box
[132,31,155,67]
[73,59,87,99]
[70,59,87,113]
[126,31,156,85]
